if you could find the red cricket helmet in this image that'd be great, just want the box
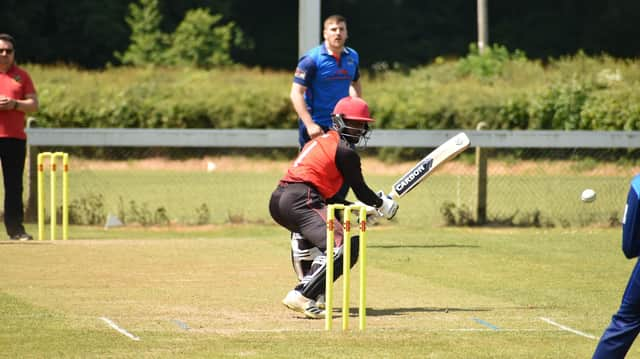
[332,96,375,122]
[331,96,374,146]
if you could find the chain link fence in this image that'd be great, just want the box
[9,128,640,231]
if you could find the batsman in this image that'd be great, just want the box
[269,96,399,319]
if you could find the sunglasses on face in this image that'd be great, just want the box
[0,48,14,55]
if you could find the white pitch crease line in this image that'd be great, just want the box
[449,328,556,332]
[539,317,597,340]
[100,317,141,341]
[200,327,562,334]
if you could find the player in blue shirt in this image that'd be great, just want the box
[290,14,362,148]
[287,15,363,305]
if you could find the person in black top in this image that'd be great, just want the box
[270,97,398,319]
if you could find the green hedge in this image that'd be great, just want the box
[26,53,640,131]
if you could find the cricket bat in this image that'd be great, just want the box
[388,132,470,198]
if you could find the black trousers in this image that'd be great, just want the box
[0,138,27,236]
[269,182,338,250]
[269,182,359,299]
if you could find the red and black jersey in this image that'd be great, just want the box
[282,130,381,207]
[283,131,343,198]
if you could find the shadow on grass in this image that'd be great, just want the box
[370,244,479,249]
[0,241,53,245]
[367,306,491,316]
[329,306,491,317]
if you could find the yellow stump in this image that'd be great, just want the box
[325,204,367,331]
[342,207,352,331]
[358,206,367,330]
[62,153,69,241]
[50,153,57,241]
[325,206,335,331]
[37,152,47,241]
[37,152,69,241]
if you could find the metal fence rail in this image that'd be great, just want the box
[26,128,640,148]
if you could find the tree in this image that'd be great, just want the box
[116,1,249,68]
[164,8,247,67]
[115,0,167,66]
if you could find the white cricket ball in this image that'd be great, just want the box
[207,161,217,172]
[581,189,596,203]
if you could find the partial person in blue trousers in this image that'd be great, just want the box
[593,174,640,358]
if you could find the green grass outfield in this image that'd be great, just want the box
[0,224,637,358]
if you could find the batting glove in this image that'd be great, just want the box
[376,191,399,220]
[353,201,381,223]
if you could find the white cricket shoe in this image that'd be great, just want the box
[282,290,325,319]
[315,294,325,309]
